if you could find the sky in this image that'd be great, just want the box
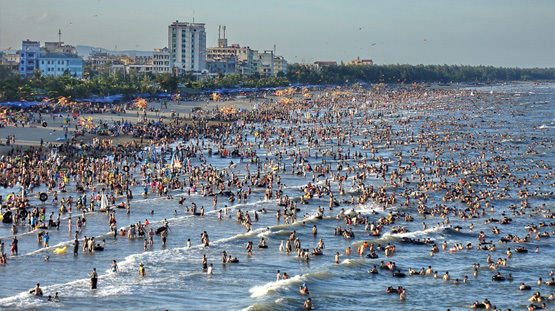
[1,0,554,68]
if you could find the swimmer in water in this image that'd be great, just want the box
[30,283,43,296]
[400,289,406,300]
[111,260,119,273]
[300,283,309,295]
[303,297,314,310]
[88,268,98,289]
[139,263,145,277]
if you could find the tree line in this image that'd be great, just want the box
[1,63,554,102]
[286,63,555,85]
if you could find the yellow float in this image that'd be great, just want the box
[53,246,67,254]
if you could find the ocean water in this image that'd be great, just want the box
[0,83,554,310]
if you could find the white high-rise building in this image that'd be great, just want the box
[168,21,206,74]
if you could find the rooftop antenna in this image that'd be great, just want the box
[223,26,226,39]
[58,29,62,45]
[218,25,221,40]
[273,44,276,54]
[192,10,195,23]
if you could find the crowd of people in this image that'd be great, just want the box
[1,84,554,309]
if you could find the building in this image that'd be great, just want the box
[19,38,84,78]
[0,52,19,75]
[44,42,77,54]
[2,52,20,64]
[19,40,42,77]
[253,50,274,77]
[314,61,337,70]
[206,44,254,75]
[206,26,254,75]
[88,50,114,74]
[235,47,254,75]
[273,56,287,76]
[346,57,373,66]
[217,25,228,48]
[110,63,153,75]
[207,57,236,75]
[206,27,255,75]
[38,52,84,78]
[205,27,287,76]
[135,55,152,65]
[44,30,77,54]
[153,48,171,74]
[168,20,207,74]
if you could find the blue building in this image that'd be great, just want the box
[19,40,42,77]
[38,53,83,78]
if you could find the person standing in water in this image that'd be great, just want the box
[111,260,119,273]
[73,239,79,256]
[88,268,98,289]
[43,232,50,248]
[30,283,43,296]
[303,297,314,310]
[11,237,18,256]
[139,263,145,277]
[161,229,168,247]
[148,229,154,246]
[202,254,208,271]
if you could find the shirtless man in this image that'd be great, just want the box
[303,297,314,310]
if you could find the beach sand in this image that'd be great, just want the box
[0,97,261,156]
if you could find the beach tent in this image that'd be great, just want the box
[155,93,172,98]
[0,101,45,109]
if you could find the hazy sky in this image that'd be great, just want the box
[1,0,554,67]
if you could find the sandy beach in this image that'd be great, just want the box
[0,96,260,156]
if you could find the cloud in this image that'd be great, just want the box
[21,13,54,24]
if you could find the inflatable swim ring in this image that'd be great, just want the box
[54,246,67,254]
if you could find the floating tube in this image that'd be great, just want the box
[53,246,67,254]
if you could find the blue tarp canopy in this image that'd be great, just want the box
[156,93,172,98]
[75,95,123,103]
[0,101,46,108]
